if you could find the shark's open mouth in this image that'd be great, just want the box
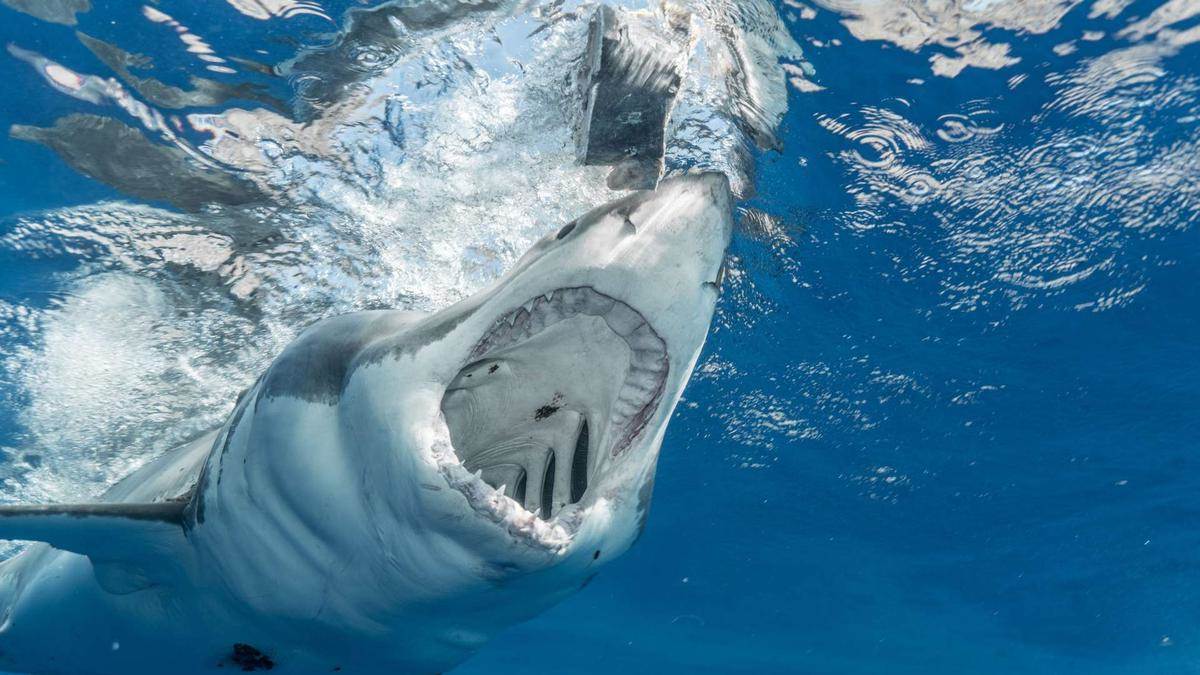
[439,287,667,536]
[469,286,668,455]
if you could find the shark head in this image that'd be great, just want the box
[184,172,731,668]
[345,171,728,610]
[428,171,730,552]
[440,170,731,542]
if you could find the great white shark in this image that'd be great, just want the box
[0,173,732,674]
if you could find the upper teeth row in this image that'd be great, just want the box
[472,287,659,358]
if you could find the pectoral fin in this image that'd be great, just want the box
[0,502,185,550]
[0,502,188,594]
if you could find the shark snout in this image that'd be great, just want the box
[617,172,733,290]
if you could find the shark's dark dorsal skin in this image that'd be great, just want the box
[257,310,427,405]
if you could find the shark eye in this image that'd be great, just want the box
[555,222,577,240]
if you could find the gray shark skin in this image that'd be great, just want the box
[0,173,732,674]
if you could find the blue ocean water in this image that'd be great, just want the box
[1,1,1199,673]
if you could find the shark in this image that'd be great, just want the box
[0,172,733,674]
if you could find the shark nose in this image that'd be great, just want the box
[614,172,733,251]
[675,172,733,243]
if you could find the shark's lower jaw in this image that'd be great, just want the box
[431,438,581,552]
[439,286,668,544]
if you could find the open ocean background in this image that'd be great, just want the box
[1,0,1199,672]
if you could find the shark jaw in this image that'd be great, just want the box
[436,286,669,552]
[423,172,734,557]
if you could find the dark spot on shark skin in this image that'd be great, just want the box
[535,392,565,420]
[593,550,601,560]
[230,644,274,671]
[488,364,500,374]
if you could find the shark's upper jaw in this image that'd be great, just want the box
[438,285,668,547]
